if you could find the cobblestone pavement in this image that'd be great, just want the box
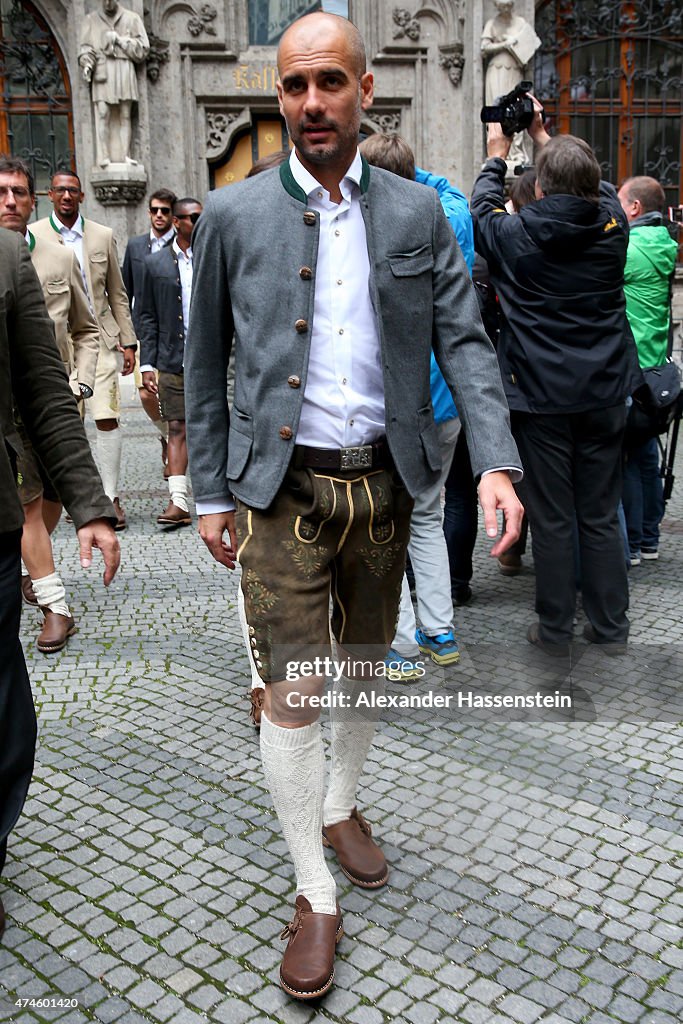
[2,390,683,1024]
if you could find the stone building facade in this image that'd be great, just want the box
[0,0,681,303]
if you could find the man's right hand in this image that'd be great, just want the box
[141,370,158,395]
[77,518,121,586]
[199,511,238,569]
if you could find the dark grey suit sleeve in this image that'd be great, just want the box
[122,239,134,300]
[184,192,234,504]
[428,189,522,480]
[137,259,159,368]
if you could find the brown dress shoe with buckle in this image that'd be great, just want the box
[112,497,127,531]
[157,502,192,527]
[249,688,264,728]
[279,895,343,1001]
[21,576,38,607]
[322,807,388,888]
[37,610,77,653]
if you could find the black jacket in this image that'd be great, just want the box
[122,231,174,334]
[471,158,641,414]
[137,245,185,374]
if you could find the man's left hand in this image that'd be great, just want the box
[77,518,121,586]
[120,346,136,376]
[478,471,524,557]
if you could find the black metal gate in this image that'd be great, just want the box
[535,0,682,207]
[0,0,74,201]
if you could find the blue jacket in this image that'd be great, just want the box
[416,168,474,423]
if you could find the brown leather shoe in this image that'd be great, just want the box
[322,807,388,888]
[157,502,192,527]
[249,687,265,728]
[279,895,343,1001]
[498,551,522,576]
[112,497,127,531]
[21,576,38,607]
[37,610,77,653]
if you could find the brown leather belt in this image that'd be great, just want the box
[292,438,392,472]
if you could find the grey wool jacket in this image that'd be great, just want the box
[185,157,521,510]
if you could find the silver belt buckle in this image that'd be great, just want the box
[340,444,372,469]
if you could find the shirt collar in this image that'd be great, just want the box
[289,148,363,203]
[24,228,35,251]
[151,226,175,246]
[173,239,192,261]
[50,211,84,237]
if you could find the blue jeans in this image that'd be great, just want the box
[622,437,664,554]
[442,429,478,593]
[393,418,460,653]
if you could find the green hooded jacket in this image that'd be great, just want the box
[623,216,678,368]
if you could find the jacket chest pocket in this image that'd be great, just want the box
[388,245,434,277]
[45,278,69,309]
[89,251,107,295]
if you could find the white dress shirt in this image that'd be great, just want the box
[50,212,89,303]
[291,149,385,448]
[150,226,175,254]
[174,238,193,336]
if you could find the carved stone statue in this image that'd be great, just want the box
[481,0,541,169]
[79,0,149,168]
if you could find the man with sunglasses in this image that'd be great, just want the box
[123,188,177,463]
[33,171,138,531]
[138,198,202,526]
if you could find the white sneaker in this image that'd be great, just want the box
[641,548,659,561]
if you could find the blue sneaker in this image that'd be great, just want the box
[415,628,460,665]
[384,649,423,681]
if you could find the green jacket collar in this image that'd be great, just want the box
[279,155,371,203]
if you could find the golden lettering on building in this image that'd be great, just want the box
[232,65,278,92]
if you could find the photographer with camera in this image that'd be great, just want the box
[471,99,641,653]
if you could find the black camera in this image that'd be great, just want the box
[481,80,535,137]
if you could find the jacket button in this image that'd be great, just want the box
[249,626,255,636]
[510,374,517,384]
[299,266,312,280]
[295,319,308,333]
[279,426,293,440]
[303,211,316,225]
[178,314,182,320]
[288,375,301,388]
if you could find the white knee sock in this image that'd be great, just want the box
[260,712,336,914]
[96,428,122,501]
[168,475,189,513]
[32,572,70,617]
[238,585,264,690]
[323,675,383,828]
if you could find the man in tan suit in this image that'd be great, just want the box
[0,156,101,653]
[33,171,137,530]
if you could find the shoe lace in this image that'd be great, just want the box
[248,689,264,725]
[280,905,303,941]
[352,808,372,837]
